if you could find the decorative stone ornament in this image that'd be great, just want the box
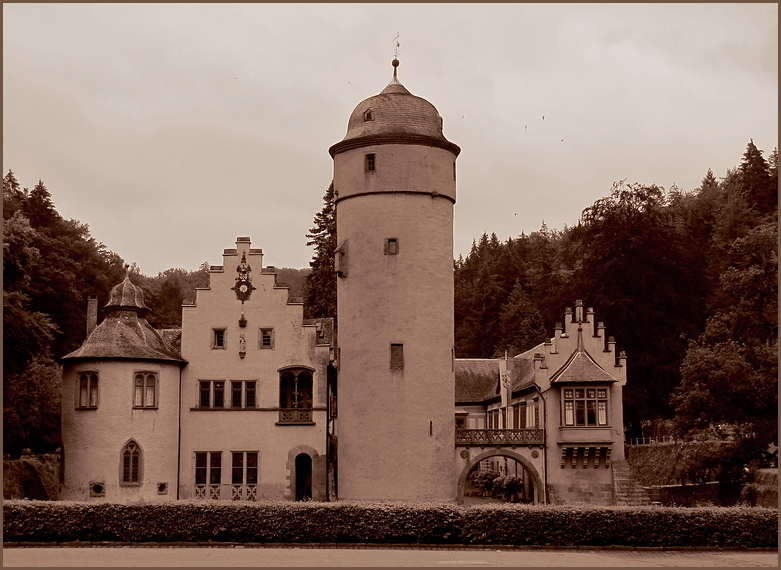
[232,252,256,302]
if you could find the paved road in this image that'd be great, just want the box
[3,546,777,567]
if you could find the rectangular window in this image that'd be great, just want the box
[517,402,527,428]
[78,373,99,409]
[245,381,256,408]
[199,381,211,408]
[563,387,609,427]
[526,401,536,428]
[259,328,274,349]
[210,452,222,484]
[232,452,244,485]
[455,415,467,429]
[213,381,225,408]
[213,329,226,349]
[231,451,259,485]
[134,372,157,408]
[231,381,242,408]
[195,451,222,488]
[564,401,574,426]
[246,452,258,484]
[390,343,404,369]
[365,153,376,172]
[385,238,399,255]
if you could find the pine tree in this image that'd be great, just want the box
[495,280,548,356]
[740,139,774,214]
[303,182,337,321]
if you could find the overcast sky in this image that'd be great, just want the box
[4,4,778,275]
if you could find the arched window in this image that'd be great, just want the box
[278,369,314,424]
[279,370,313,409]
[121,441,142,485]
[78,372,99,408]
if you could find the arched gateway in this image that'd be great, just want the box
[456,448,545,505]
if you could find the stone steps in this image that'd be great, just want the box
[612,459,651,506]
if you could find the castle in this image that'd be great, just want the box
[59,60,630,505]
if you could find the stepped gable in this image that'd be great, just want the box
[550,329,617,384]
[59,273,184,363]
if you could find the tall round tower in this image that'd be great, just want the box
[329,60,460,500]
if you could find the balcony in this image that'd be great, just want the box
[277,408,314,425]
[455,428,544,446]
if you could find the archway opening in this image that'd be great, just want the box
[463,454,536,505]
[295,453,312,501]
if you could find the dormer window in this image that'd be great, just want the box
[363,109,373,122]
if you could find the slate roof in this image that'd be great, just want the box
[329,62,460,157]
[455,359,500,403]
[550,349,616,384]
[59,312,185,363]
[59,274,184,363]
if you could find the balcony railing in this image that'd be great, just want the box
[194,484,257,500]
[455,428,544,446]
[277,408,314,424]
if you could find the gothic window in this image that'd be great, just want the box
[78,372,99,408]
[121,441,142,485]
[134,372,157,408]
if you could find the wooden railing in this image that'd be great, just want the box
[455,428,544,446]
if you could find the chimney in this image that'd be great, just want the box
[86,295,98,337]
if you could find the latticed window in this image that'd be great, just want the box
[563,388,608,426]
[78,373,99,408]
[122,441,141,484]
[134,372,157,408]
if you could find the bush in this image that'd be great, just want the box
[3,501,777,548]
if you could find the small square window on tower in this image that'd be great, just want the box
[390,343,404,369]
[384,238,399,255]
[259,328,274,349]
[363,109,373,122]
[212,329,226,349]
[365,153,376,172]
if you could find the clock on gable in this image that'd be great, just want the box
[231,252,256,302]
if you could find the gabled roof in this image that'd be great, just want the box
[550,348,616,384]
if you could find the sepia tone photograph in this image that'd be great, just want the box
[3,3,777,567]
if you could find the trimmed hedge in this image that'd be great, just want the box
[3,500,777,548]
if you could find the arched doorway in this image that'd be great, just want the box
[295,453,312,501]
[457,450,543,505]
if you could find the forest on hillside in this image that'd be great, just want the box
[4,141,778,476]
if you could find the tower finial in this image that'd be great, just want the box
[391,33,400,83]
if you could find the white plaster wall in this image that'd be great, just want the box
[334,143,457,501]
[60,359,181,501]
[178,239,330,500]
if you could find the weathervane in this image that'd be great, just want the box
[393,32,400,58]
